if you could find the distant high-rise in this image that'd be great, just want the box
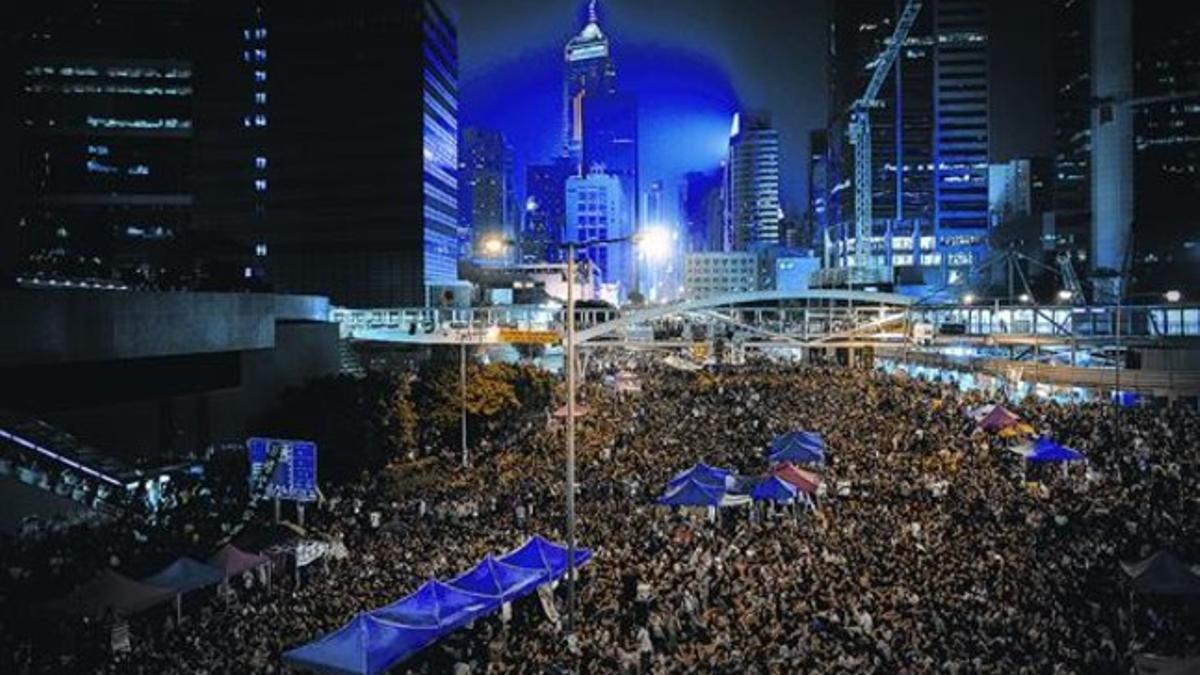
[460,127,516,263]
[726,111,782,250]
[194,0,459,307]
[683,169,724,253]
[11,1,196,285]
[582,91,638,251]
[563,0,615,162]
[523,157,574,264]
[565,168,630,297]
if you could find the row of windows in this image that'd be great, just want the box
[22,84,192,97]
[25,65,191,79]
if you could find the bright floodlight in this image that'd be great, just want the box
[1018,293,1031,303]
[1057,289,1073,301]
[481,235,507,256]
[962,293,976,305]
[635,226,672,261]
[1165,289,1182,303]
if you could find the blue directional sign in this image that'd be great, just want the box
[247,437,318,502]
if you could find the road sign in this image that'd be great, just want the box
[498,328,560,345]
[247,437,318,502]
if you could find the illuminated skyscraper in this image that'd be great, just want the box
[565,168,630,300]
[523,157,574,264]
[563,0,615,161]
[460,127,517,263]
[726,111,782,249]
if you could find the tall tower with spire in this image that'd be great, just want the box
[563,0,616,162]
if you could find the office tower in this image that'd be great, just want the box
[1052,0,1091,262]
[726,111,783,249]
[932,0,990,285]
[1131,2,1200,290]
[194,0,459,308]
[563,0,616,162]
[565,168,629,298]
[1090,0,1134,283]
[523,158,573,264]
[683,252,759,299]
[683,169,724,253]
[461,127,517,263]
[11,1,195,285]
[807,130,832,254]
[582,91,639,252]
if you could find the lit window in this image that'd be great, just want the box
[255,156,267,169]
[254,28,267,40]
[254,114,267,127]
[254,179,267,192]
[244,267,253,279]
[254,70,267,83]
[255,243,268,256]
[254,91,266,104]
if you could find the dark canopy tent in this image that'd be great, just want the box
[667,463,732,490]
[658,478,725,507]
[497,535,593,581]
[42,569,175,619]
[143,557,224,595]
[447,555,544,602]
[1122,551,1200,596]
[750,476,798,503]
[370,580,499,632]
[1024,436,1086,463]
[208,543,270,578]
[282,614,439,675]
[767,431,826,465]
[978,405,1020,431]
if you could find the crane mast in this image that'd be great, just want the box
[849,0,923,281]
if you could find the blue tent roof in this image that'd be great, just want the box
[282,613,439,675]
[497,535,593,580]
[667,463,731,489]
[750,476,798,502]
[1025,436,1086,463]
[658,478,725,506]
[369,580,498,632]
[142,556,225,595]
[767,431,826,465]
[447,555,545,602]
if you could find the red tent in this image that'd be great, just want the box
[42,569,175,619]
[208,543,271,578]
[978,405,1020,431]
[772,462,821,495]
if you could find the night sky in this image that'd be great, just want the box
[444,0,829,214]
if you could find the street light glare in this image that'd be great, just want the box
[962,293,975,305]
[1018,293,1031,303]
[1057,289,1073,301]
[635,226,672,261]
[481,236,507,256]
[1165,289,1182,303]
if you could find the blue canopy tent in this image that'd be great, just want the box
[498,535,593,581]
[658,478,725,507]
[1024,436,1086,463]
[666,463,731,490]
[750,476,798,503]
[447,555,545,602]
[369,580,499,633]
[282,614,440,675]
[767,431,826,465]
[143,557,225,595]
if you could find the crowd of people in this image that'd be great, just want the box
[2,356,1198,673]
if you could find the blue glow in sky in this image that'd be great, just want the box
[451,0,827,212]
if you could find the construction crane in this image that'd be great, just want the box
[848,0,923,280]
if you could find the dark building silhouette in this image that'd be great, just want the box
[460,127,516,262]
[522,158,574,264]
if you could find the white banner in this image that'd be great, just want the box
[537,584,560,627]
[295,541,327,567]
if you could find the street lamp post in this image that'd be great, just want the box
[460,337,468,468]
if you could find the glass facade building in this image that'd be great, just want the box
[726,111,783,249]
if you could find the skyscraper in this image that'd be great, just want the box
[582,90,639,254]
[194,0,459,308]
[726,111,782,250]
[460,127,516,263]
[932,0,990,286]
[683,169,724,253]
[565,168,629,299]
[563,0,615,162]
[11,1,196,286]
[522,157,574,264]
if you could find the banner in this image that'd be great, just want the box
[295,541,327,567]
[537,584,560,627]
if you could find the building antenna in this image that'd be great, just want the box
[589,0,598,24]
